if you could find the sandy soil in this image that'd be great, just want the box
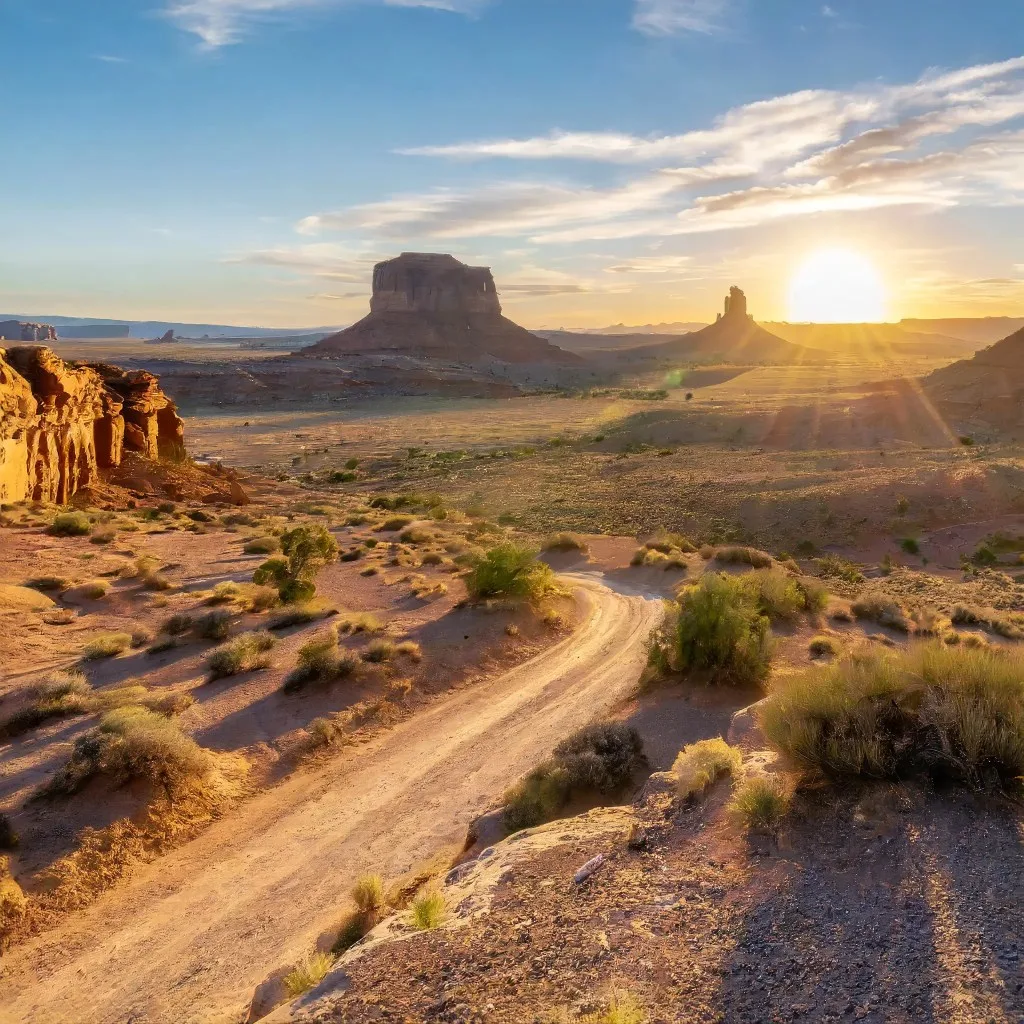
[0,571,662,1024]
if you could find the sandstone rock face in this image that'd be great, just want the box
[0,320,57,343]
[304,253,581,366]
[370,253,501,316]
[0,346,184,504]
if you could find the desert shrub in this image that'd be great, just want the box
[162,612,194,636]
[267,603,335,630]
[728,775,792,830]
[207,631,276,679]
[253,525,338,603]
[82,632,132,660]
[148,635,177,655]
[0,815,17,851]
[950,605,1022,639]
[796,577,829,613]
[669,573,772,686]
[90,529,116,545]
[362,639,396,663]
[900,537,920,555]
[284,632,358,692]
[205,582,241,605]
[740,570,805,622]
[243,536,280,555]
[410,888,446,931]
[337,611,383,634]
[0,670,92,738]
[396,640,422,661]
[714,546,772,569]
[284,952,333,998]
[377,515,414,532]
[399,526,432,544]
[25,575,69,592]
[644,531,697,554]
[45,706,208,797]
[814,554,863,584]
[49,511,91,537]
[851,593,910,632]
[504,723,643,832]
[808,635,839,658]
[972,541,998,566]
[339,549,362,562]
[759,643,1024,789]
[421,551,445,566]
[673,738,742,800]
[541,607,570,630]
[542,532,589,554]
[196,610,232,641]
[465,543,560,603]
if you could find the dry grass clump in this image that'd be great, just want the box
[81,632,133,661]
[503,723,644,832]
[196,610,233,641]
[542,532,589,554]
[0,670,92,738]
[728,775,792,831]
[332,872,389,954]
[78,581,108,600]
[655,573,772,686]
[162,612,194,636]
[1,856,28,946]
[283,952,334,998]
[814,554,864,584]
[337,611,384,635]
[267,601,336,630]
[131,555,172,592]
[284,631,359,692]
[808,635,839,658]
[362,639,396,663]
[851,593,911,632]
[43,706,209,798]
[207,630,276,679]
[243,535,280,555]
[377,515,414,532]
[673,738,742,800]
[410,888,447,931]
[951,604,1023,639]
[465,543,561,604]
[760,643,1024,789]
[714,546,773,569]
[410,576,448,600]
[399,526,433,545]
[49,511,91,537]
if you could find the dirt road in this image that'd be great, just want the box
[0,572,661,1024]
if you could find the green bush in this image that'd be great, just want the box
[207,631,276,679]
[503,723,643,832]
[740,569,804,622]
[465,543,560,603]
[814,554,863,584]
[759,643,1024,789]
[900,537,920,555]
[728,775,792,831]
[283,952,333,998]
[851,593,910,632]
[542,532,589,554]
[49,512,91,537]
[673,737,742,800]
[670,573,772,685]
[284,632,358,692]
[252,525,338,603]
[714,546,772,569]
[808,635,839,658]
[410,889,446,931]
[44,705,208,797]
[196,610,232,641]
[162,613,194,636]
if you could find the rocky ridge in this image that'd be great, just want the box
[0,345,184,503]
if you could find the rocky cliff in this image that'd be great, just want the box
[304,253,581,365]
[0,346,184,504]
[0,320,57,343]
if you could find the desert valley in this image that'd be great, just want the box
[2,249,1024,1024]
[6,4,1024,1022]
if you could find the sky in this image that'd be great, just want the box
[2,0,1024,329]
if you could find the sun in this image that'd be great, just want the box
[787,248,887,323]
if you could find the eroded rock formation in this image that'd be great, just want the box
[0,320,57,343]
[304,253,581,365]
[0,346,184,503]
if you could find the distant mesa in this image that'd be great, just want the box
[303,253,581,365]
[0,319,56,343]
[146,329,178,345]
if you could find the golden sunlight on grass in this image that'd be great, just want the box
[788,248,887,323]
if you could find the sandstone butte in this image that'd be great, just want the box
[304,252,583,365]
[0,345,184,504]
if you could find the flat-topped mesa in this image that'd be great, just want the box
[0,320,57,343]
[303,252,581,365]
[370,253,502,316]
[0,346,184,504]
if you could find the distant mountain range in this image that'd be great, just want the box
[0,314,342,340]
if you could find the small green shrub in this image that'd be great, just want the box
[728,775,792,831]
[377,515,414,532]
[49,512,91,537]
[900,538,920,555]
[673,738,742,800]
[410,889,446,930]
[283,952,334,998]
[362,639,396,664]
[808,635,839,658]
[197,610,232,641]
[814,554,863,584]
[851,593,910,632]
[714,546,772,569]
[162,613,194,636]
[670,573,772,686]
[465,543,560,603]
[267,603,335,630]
[253,525,338,603]
[243,536,280,555]
[284,633,358,692]
[207,631,276,679]
[337,611,383,634]
[352,874,386,915]
[82,632,132,660]
[740,570,804,622]
[542,532,589,554]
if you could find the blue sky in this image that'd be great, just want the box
[2,0,1023,327]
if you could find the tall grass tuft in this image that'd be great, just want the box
[465,543,561,603]
[207,631,276,679]
[760,642,1024,789]
[673,738,742,800]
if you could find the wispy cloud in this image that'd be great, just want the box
[165,0,485,48]
[92,54,130,63]
[305,55,1024,245]
[632,0,733,36]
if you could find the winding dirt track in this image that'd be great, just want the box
[0,573,661,1024]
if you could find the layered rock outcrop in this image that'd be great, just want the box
[304,253,581,365]
[0,320,57,343]
[0,346,184,504]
